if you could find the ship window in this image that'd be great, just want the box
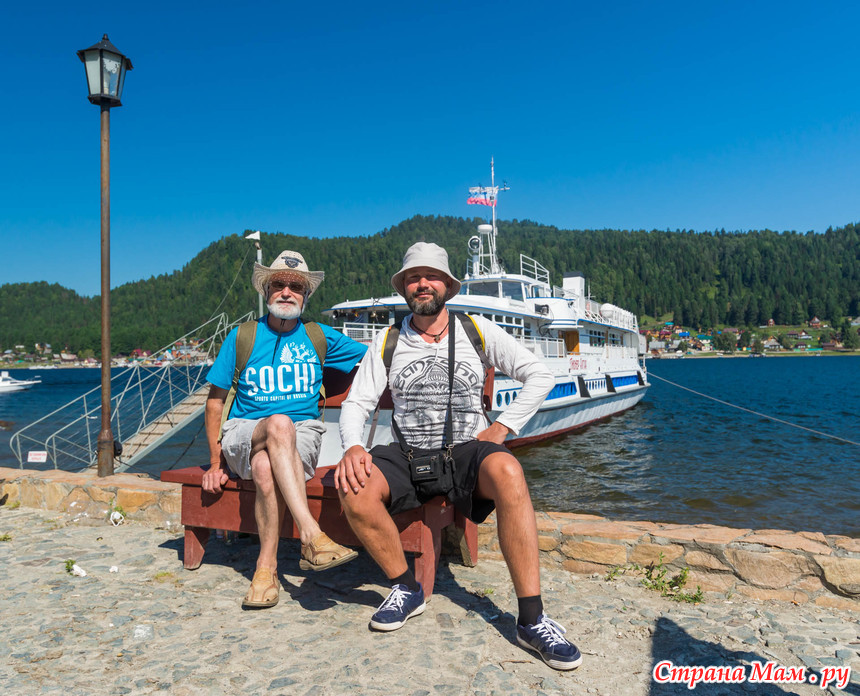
[467,281,499,298]
[501,282,524,302]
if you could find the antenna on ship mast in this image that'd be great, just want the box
[468,157,509,274]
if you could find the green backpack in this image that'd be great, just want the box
[218,320,328,440]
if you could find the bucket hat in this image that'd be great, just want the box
[252,250,325,298]
[391,242,461,299]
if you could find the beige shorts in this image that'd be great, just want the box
[220,417,327,481]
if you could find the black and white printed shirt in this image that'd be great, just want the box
[340,314,555,451]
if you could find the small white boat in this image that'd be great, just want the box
[0,370,41,393]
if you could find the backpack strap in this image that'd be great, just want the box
[366,326,397,448]
[218,320,258,442]
[303,320,328,367]
[453,312,491,372]
[453,312,495,414]
[381,324,399,369]
[302,320,330,419]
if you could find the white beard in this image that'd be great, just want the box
[267,300,302,320]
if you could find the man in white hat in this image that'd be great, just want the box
[204,249,367,608]
[335,242,582,670]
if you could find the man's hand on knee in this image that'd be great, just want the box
[335,446,374,495]
[202,466,229,494]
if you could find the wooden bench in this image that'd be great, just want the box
[160,464,477,598]
[159,365,485,598]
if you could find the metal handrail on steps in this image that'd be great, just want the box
[9,312,255,473]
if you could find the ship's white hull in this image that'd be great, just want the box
[505,384,648,446]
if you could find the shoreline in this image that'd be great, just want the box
[5,350,858,369]
[649,350,858,359]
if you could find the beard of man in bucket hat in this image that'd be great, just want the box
[202,249,367,609]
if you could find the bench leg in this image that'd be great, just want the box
[413,522,442,599]
[454,510,478,567]
[183,526,210,570]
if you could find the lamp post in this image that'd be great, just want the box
[77,34,133,477]
[245,231,264,318]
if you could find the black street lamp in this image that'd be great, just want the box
[77,35,133,477]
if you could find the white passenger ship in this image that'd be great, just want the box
[322,163,649,450]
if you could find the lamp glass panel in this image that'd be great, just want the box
[116,59,127,100]
[83,51,101,96]
[101,51,122,97]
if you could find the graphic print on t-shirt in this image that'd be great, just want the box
[281,341,313,364]
[244,338,318,402]
[391,356,483,448]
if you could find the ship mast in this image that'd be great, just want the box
[468,158,509,274]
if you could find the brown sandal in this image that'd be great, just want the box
[242,568,280,608]
[299,533,358,571]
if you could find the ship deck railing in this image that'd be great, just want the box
[338,323,642,362]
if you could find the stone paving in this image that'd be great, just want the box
[1,506,859,696]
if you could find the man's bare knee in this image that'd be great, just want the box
[265,414,297,443]
[480,454,529,501]
[338,478,389,519]
[251,458,277,497]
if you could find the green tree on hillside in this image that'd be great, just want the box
[713,332,736,352]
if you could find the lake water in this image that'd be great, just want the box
[2,357,858,536]
[520,355,860,537]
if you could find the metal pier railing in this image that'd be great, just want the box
[10,312,254,473]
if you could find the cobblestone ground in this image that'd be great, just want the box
[0,506,858,695]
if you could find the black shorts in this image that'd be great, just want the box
[369,440,510,523]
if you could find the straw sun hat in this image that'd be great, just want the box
[251,250,325,298]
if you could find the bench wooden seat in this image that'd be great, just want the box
[160,464,478,598]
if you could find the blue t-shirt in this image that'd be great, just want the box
[207,318,367,422]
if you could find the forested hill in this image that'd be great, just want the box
[2,216,859,354]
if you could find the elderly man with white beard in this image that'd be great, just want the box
[203,250,367,608]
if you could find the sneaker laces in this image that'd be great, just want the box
[378,585,409,612]
[533,616,568,647]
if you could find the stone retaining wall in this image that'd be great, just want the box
[0,467,181,529]
[475,511,860,611]
[2,467,858,610]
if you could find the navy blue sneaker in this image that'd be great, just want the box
[369,584,426,631]
[516,614,583,670]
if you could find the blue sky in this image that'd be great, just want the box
[2,1,860,296]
